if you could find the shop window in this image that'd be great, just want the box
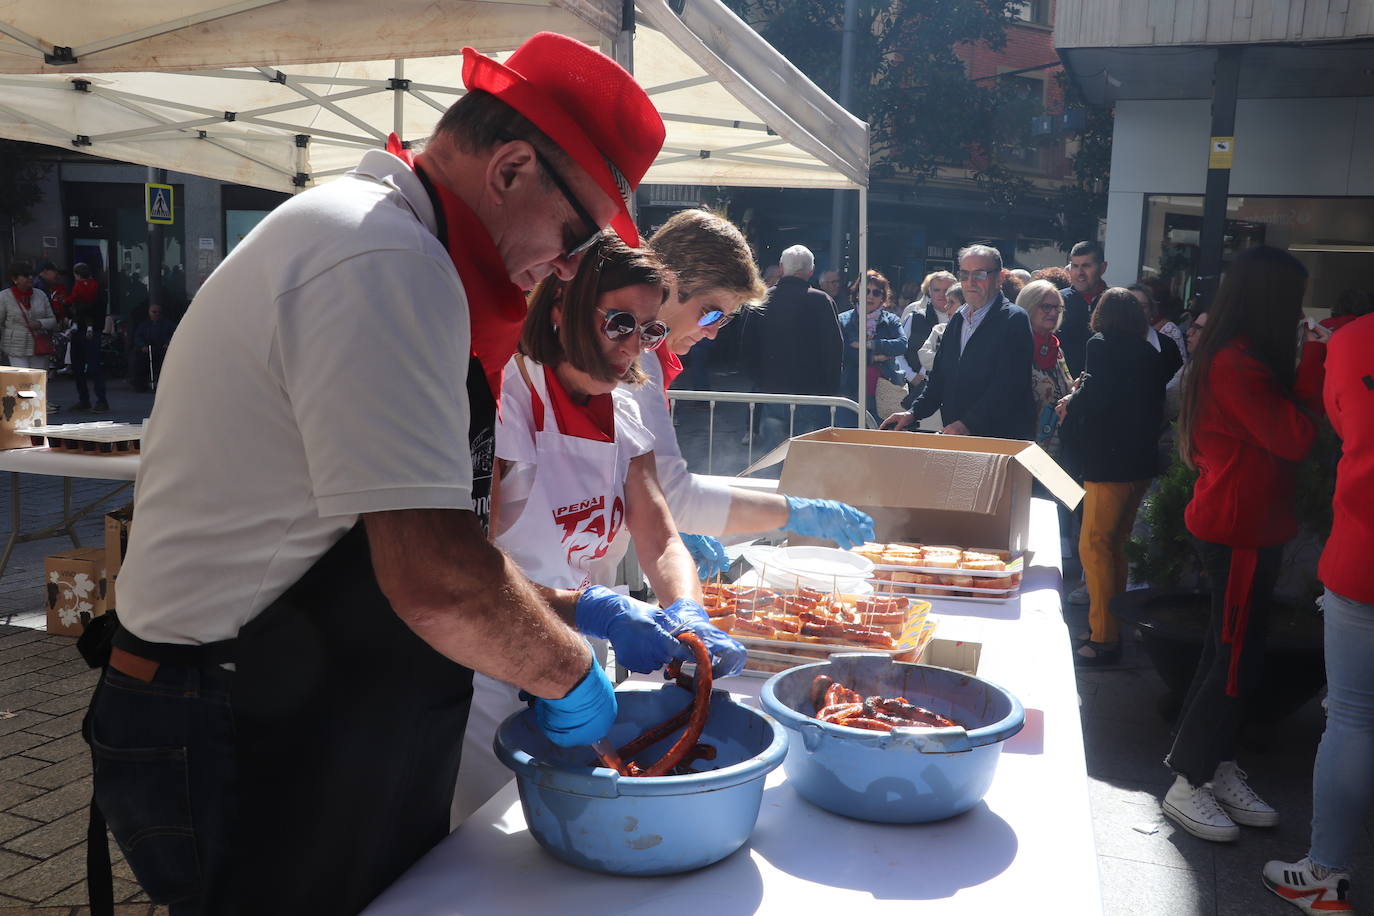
[1143,194,1374,316]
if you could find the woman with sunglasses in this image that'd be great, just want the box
[579,211,875,581]
[453,234,744,823]
[839,270,908,424]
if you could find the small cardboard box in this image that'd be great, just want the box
[45,547,109,636]
[918,636,983,675]
[104,503,133,612]
[746,428,1084,554]
[0,366,46,449]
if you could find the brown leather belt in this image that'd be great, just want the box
[110,646,159,682]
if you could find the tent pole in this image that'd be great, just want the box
[857,184,868,427]
[393,59,404,140]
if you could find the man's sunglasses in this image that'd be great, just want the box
[503,136,603,259]
[599,309,668,350]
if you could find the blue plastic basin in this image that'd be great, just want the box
[760,653,1024,823]
[494,684,788,876]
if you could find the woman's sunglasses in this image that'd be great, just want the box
[697,309,736,329]
[599,309,668,350]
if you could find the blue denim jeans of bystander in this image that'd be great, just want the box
[1309,588,1374,872]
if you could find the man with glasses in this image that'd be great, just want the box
[881,243,1035,440]
[1059,240,1109,377]
[86,33,683,914]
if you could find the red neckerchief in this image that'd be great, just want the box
[654,346,683,407]
[1085,282,1107,310]
[527,365,615,442]
[1033,330,1061,371]
[408,154,526,402]
[12,286,32,309]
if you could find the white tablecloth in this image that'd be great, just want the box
[0,446,139,481]
[364,498,1100,915]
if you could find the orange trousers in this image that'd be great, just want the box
[1079,479,1151,644]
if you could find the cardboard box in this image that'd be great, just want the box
[745,428,1084,554]
[45,547,109,636]
[918,636,983,675]
[0,366,46,449]
[104,503,133,612]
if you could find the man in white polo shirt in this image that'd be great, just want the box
[82,34,709,915]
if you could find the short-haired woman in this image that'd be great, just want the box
[839,269,907,422]
[584,210,873,584]
[455,234,745,822]
[1161,246,1329,845]
[1058,287,1182,665]
[1018,279,1073,462]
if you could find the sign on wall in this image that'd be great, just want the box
[145,183,174,225]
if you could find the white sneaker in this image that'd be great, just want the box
[1162,775,1239,842]
[1212,760,1279,827]
[1262,856,1353,914]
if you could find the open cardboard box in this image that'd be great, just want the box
[744,427,1083,554]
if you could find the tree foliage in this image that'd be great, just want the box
[0,140,51,230]
[721,0,1029,205]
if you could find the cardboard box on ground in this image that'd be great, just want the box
[105,503,133,612]
[0,366,46,449]
[45,547,109,636]
[744,428,1084,554]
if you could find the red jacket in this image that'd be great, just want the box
[1185,338,1326,547]
[1320,315,1374,602]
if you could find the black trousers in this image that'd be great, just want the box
[1164,539,1282,785]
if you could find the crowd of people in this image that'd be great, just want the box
[0,259,184,412]
[735,238,1371,914]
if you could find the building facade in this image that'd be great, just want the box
[1057,0,1374,312]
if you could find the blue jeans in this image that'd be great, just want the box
[1309,588,1374,872]
[87,663,236,913]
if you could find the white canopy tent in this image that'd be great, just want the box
[0,0,874,415]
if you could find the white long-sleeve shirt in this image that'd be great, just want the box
[586,352,735,585]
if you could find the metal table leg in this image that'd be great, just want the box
[0,471,131,579]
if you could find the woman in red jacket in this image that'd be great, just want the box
[1161,245,1330,843]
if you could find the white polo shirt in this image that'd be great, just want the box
[117,151,476,644]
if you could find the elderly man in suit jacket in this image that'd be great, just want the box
[881,243,1035,440]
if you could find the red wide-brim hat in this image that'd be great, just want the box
[462,32,665,246]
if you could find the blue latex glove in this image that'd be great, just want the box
[576,585,684,674]
[784,496,876,550]
[679,532,731,580]
[575,586,747,677]
[661,598,748,678]
[534,661,617,748]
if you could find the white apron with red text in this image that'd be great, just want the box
[453,356,638,825]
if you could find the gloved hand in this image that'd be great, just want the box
[575,585,684,674]
[784,496,875,550]
[662,598,748,678]
[679,533,731,580]
[534,660,617,748]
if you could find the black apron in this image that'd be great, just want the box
[228,357,495,914]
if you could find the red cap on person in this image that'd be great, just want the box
[462,32,665,247]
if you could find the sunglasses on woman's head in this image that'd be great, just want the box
[598,309,668,350]
[696,309,736,329]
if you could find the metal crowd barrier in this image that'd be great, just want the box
[666,390,878,476]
